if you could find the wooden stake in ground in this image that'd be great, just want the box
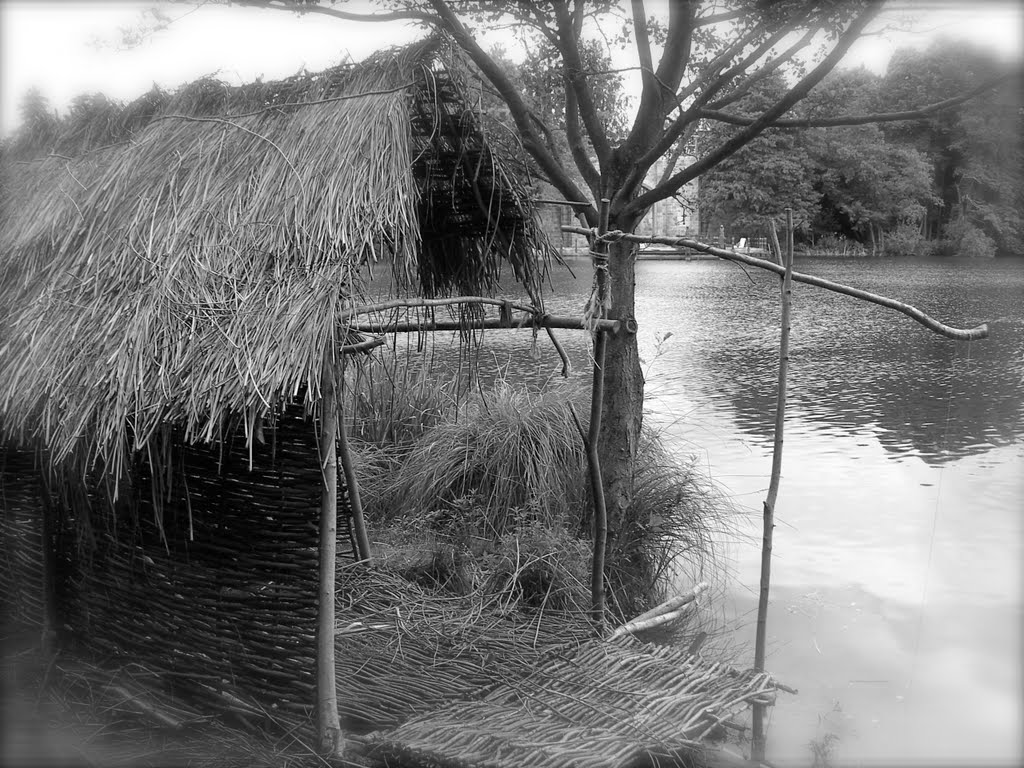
[752,209,794,761]
[338,356,372,563]
[587,199,611,627]
[316,351,344,757]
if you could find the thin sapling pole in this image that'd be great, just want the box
[588,329,608,626]
[752,209,795,761]
[588,198,611,628]
[338,356,372,563]
[316,351,344,757]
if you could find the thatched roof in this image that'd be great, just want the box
[0,37,552,474]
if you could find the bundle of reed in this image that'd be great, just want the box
[0,35,552,482]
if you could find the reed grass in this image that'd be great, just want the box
[371,380,588,536]
[0,37,552,492]
[354,369,729,623]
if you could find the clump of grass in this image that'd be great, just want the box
[607,428,734,620]
[479,519,591,612]
[347,351,458,447]
[370,380,588,538]
[356,369,731,627]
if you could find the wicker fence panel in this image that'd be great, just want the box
[0,446,47,631]
[2,407,356,735]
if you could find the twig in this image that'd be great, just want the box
[339,336,386,354]
[544,326,572,377]
[752,209,794,761]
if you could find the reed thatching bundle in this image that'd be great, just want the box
[0,36,551,480]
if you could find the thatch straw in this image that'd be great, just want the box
[0,36,553,482]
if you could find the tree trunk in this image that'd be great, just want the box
[597,236,644,553]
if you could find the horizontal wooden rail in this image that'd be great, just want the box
[351,314,620,334]
[340,296,538,320]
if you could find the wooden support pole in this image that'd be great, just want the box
[337,357,372,563]
[316,353,344,758]
[351,314,620,334]
[588,328,608,626]
[588,198,611,628]
[752,209,794,761]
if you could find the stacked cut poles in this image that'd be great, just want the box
[752,209,795,761]
[587,199,612,626]
[316,344,344,757]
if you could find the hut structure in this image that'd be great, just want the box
[0,35,557,749]
[1,36,785,766]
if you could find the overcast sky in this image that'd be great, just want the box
[2,1,1022,137]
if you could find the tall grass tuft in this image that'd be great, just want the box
[347,351,458,448]
[608,428,734,620]
[372,380,588,538]
[355,368,732,624]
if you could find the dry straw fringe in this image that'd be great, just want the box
[0,36,552,489]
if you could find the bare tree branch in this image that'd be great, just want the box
[560,228,989,340]
[521,0,561,47]
[615,9,796,200]
[694,8,746,27]
[621,0,697,155]
[230,0,439,24]
[704,28,817,110]
[631,0,656,98]
[552,0,612,168]
[656,122,697,186]
[625,2,885,217]
[701,71,1017,127]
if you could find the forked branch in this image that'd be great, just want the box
[561,228,989,341]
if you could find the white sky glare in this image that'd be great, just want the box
[1,1,1022,137]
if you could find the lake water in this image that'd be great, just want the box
[451,255,1022,766]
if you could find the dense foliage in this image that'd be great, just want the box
[699,39,1023,257]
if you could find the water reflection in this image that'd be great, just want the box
[629,258,1024,466]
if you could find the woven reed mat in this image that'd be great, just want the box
[333,567,596,732]
[364,635,780,768]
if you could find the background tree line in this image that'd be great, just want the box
[698,38,1023,258]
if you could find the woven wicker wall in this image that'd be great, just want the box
[1,405,355,733]
[0,446,47,631]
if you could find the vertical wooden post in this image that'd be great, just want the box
[588,198,611,628]
[316,352,344,758]
[337,356,372,563]
[752,209,794,761]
